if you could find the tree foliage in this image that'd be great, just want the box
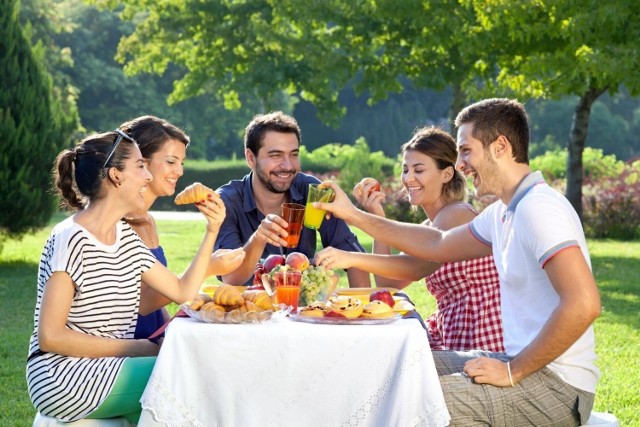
[0,0,76,242]
[468,0,640,218]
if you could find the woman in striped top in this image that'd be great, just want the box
[26,130,225,423]
[315,127,504,352]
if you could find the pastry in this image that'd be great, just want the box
[174,182,215,205]
[361,300,395,319]
[244,300,260,312]
[200,301,226,322]
[326,295,363,319]
[299,301,327,318]
[189,294,212,311]
[227,308,246,323]
[213,284,245,307]
[242,290,273,311]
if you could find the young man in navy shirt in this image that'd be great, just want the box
[214,111,371,287]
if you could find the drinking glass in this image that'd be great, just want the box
[273,270,302,311]
[281,203,305,248]
[304,184,334,230]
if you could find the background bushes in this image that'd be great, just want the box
[155,139,639,240]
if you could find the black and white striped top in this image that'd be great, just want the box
[26,217,156,421]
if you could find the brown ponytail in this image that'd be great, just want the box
[52,131,136,211]
[53,149,85,211]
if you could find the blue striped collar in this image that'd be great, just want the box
[502,171,546,221]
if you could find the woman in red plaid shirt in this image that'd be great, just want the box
[317,126,503,352]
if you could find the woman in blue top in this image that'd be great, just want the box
[120,116,245,341]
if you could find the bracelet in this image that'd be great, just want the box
[507,361,514,387]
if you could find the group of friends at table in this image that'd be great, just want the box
[26,98,601,426]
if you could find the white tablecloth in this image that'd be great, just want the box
[139,316,450,427]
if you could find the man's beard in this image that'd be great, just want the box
[255,164,297,194]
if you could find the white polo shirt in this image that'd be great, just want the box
[469,171,599,393]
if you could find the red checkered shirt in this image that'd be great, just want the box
[424,255,504,352]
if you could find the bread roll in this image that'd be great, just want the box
[189,294,212,311]
[361,300,395,319]
[242,290,273,311]
[299,301,327,318]
[326,295,363,319]
[174,182,215,205]
[213,284,245,307]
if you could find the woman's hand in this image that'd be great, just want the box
[353,181,386,217]
[196,193,226,233]
[314,247,353,270]
[315,181,359,223]
[208,247,246,276]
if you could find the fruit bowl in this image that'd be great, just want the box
[261,265,339,307]
[299,266,339,307]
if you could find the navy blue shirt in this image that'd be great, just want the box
[215,172,366,285]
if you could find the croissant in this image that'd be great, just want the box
[213,284,245,307]
[201,302,226,322]
[174,182,215,205]
[189,294,212,311]
[244,300,260,313]
[242,290,273,311]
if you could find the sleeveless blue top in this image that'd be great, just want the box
[134,246,168,340]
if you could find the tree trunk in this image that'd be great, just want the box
[448,82,466,132]
[566,86,606,221]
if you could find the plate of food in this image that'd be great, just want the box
[289,296,403,325]
[182,284,290,324]
[289,313,402,325]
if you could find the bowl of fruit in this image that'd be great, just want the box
[256,252,338,307]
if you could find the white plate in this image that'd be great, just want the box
[288,313,402,325]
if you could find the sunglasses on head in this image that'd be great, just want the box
[102,129,136,170]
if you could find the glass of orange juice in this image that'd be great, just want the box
[281,203,305,248]
[304,184,334,230]
[273,270,302,311]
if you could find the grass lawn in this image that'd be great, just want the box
[1,215,638,425]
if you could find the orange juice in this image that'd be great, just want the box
[282,203,305,248]
[284,221,303,247]
[304,203,326,230]
[276,285,301,310]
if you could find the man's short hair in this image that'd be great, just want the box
[244,111,301,155]
[454,98,530,164]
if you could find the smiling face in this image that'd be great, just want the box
[119,144,153,210]
[401,149,451,208]
[247,130,300,194]
[144,138,186,199]
[456,123,500,198]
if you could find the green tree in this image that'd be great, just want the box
[89,0,640,217]
[471,0,640,219]
[0,0,75,243]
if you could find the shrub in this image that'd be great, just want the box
[530,147,624,181]
[582,162,640,240]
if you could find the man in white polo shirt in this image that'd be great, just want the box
[314,98,600,426]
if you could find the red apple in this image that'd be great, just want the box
[357,177,381,197]
[263,254,286,274]
[285,252,310,271]
[370,289,395,308]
